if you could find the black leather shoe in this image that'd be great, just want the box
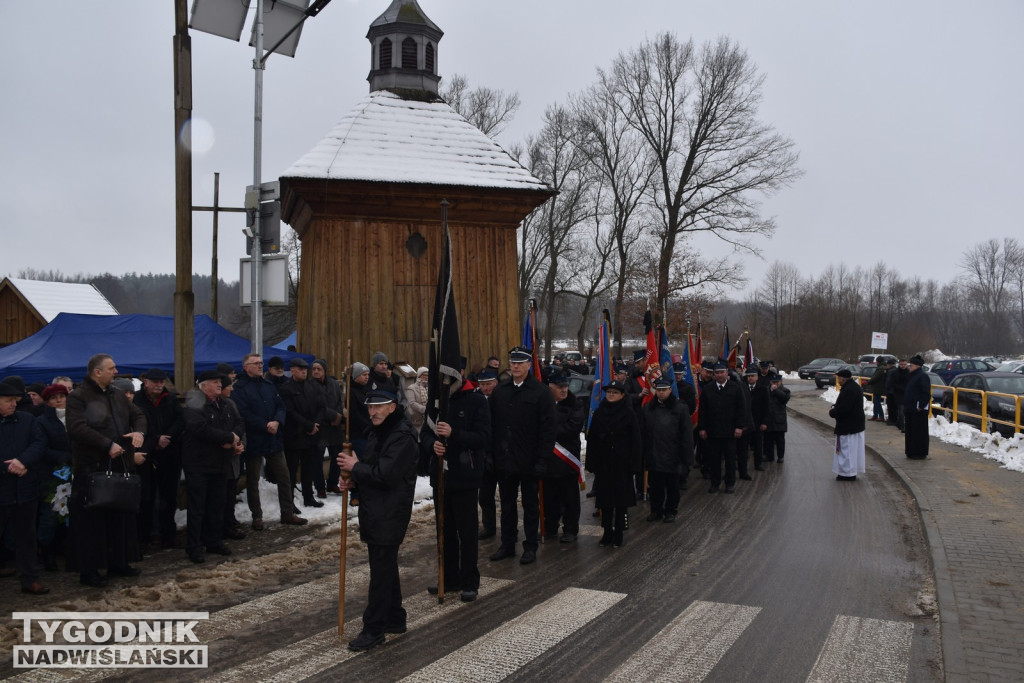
[224,527,247,540]
[347,631,385,652]
[599,531,612,547]
[460,590,478,602]
[22,582,51,595]
[108,565,141,577]
[519,549,536,565]
[426,585,457,595]
[478,528,496,540]
[663,514,677,523]
[754,465,765,471]
[708,485,719,493]
[383,623,407,634]
[304,498,325,508]
[777,458,784,464]
[188,552,206,564]
[724,486,735,494]
[489,546,515,561]
[80,571,108,588]
[559,533,577,543]
[207,544,233,556]
[739,473,753,481]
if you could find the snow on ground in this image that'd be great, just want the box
[819,387,1024,473]
[175,472,436,531]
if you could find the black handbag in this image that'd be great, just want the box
[85,455,141,513]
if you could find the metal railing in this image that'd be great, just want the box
[862,385,1023,435]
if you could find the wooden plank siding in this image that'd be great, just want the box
[0,283,45,347]
[294,217,524,374]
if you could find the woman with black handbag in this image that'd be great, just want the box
[66,354,147,588]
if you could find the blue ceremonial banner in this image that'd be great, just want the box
[588,310,612,429]
[658,324,678,398]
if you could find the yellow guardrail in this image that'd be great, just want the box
[932,387,1023,436]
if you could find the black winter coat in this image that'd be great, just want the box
[232,374,286,456]
[697,380,746,438]
[37,406,72,470]
[490,375,557,478]
[346,379,373,439]
[133,387,184,462]
[0,410,46,504]
[421,384,491,490]
[642,394,694,474]
[829,380,866,435]
[351,409,418,545]
[312,376,346,446]
[279,378,326,449]
[586,397,641,509]
[766,385,791,432]
[903,368,931,415]
[747,382,770,430]
[547,391,585,479]
[66,378,146,476]
[181,390,244,475]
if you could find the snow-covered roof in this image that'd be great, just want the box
[3,278,118,322]
[281,90,549,192]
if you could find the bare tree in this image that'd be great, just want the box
[604,34,801,321]
[440,73,521,138]
[959,238,1019,353]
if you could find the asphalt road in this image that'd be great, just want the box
[3,386,942,681]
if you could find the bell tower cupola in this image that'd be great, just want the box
[366,0,443,96]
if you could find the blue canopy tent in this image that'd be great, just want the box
[0,313,314,384]
[273,330,297,350]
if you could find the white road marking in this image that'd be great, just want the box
[806,615,913,683]
[400,586,626,683]
[208,577,514,683]
[605,600,761,683]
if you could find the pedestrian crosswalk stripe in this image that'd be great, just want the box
[806,615,913,683]
[206,577,514,683]
[605,600,761,682]
[400,587,626,683]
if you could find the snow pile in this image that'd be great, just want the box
[818,388,1024,473]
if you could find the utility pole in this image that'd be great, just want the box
[173,0,194,390]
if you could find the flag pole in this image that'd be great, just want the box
[337,338,352,636]
[435,199,451,604]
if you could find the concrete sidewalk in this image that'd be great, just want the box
[787,391,1024,683]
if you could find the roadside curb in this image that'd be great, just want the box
[787,403,967,682]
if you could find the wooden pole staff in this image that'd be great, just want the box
[338,339,352,637]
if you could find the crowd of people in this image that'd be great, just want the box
[2,346,798,655]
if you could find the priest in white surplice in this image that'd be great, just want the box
[828,369,866,482]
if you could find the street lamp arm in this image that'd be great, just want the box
[259,0,333,67]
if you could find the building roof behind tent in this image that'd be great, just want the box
[4,278,118,322]
[281,90,549,192]
[369,0,441,33]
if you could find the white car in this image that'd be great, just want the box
[995,360,1024,374]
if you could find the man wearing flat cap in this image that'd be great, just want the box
[487,346,556,566]
[336,388,418,652]
[279,357,327,511]
[697,362,746,493]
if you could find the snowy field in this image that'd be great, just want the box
[819,386,1024,474]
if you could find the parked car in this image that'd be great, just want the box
[858,353,898,365]
[798,357,845,380]
[929,358,997,383]
[940,371,1024,437]
[926,372,948,404]
[566,371,596,414]
[995,360,1024,374]
[814,362,859,389]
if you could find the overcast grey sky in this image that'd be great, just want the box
[2,0,1021,298]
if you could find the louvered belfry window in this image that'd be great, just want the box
[425,42,435,72]
[378,38,392,69]
[402,37,417,69]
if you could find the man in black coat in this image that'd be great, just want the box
[0,380,49,595]
[336,389,418,652]
[764,374,791,463]
[133,367,184,550]
[420,374,491,601]
[643,377,693,522]
[542,370,585,543]
[697,362,746,494]
[739,367,770,477]
[474,368,500,539]
[488,346,557,566]
[182,371,245,563]
[903,354,931,460]
[279,358,327,510]
[311,359,345,496]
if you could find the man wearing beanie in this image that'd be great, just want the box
[904,355,931,460]
[368,351,407,411]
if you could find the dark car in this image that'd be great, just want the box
[940,371,1024,437]
[930,358,996,383]
[926,372,948,404]
[798,357,845,380]
[858,353,898,366]
[566,371,596,414]
[814,362,859,389]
